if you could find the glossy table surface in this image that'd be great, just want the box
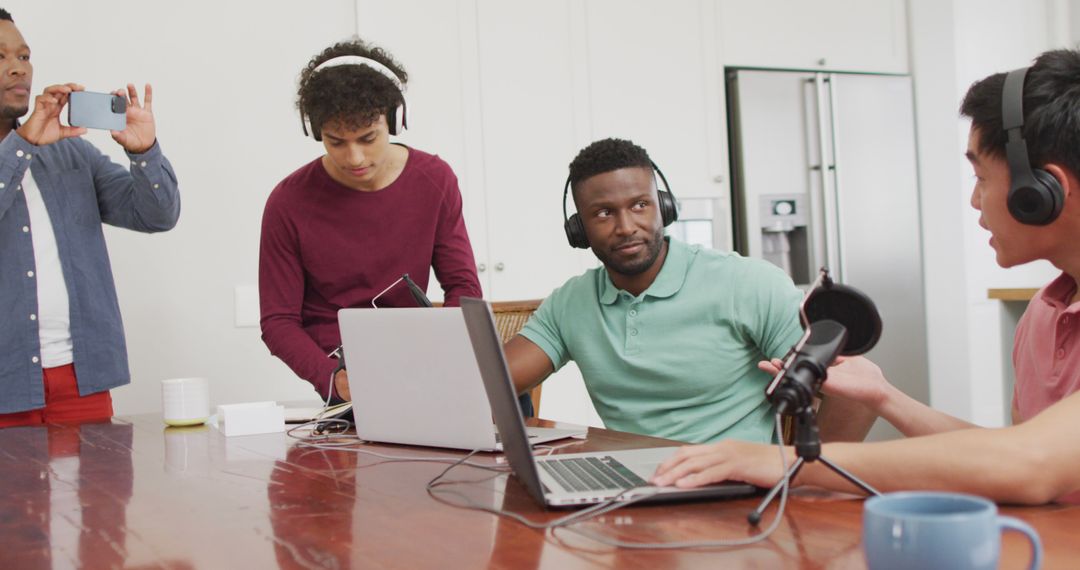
[0,414,1072,569]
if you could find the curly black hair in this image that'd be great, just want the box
[297,39,408,136]
[961,48,1080,177]
[0,8,13,22]
[568,138,653,197]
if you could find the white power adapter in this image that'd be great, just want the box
[216,401,285,437]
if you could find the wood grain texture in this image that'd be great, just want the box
[0,415,1068,569]
[987,288,1039,301]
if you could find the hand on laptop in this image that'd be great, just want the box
[758,355,890,412]
[334,369,351,401]
[650,439,792,489]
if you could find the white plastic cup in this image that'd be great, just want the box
[161,377,210,426]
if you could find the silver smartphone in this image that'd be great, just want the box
[67,91,127,131]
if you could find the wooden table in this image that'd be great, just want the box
[0,415,1068,569]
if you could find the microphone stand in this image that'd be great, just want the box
[747,402,880,525]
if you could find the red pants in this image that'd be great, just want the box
[0,364,113,428]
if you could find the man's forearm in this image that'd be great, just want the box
[816,394,877,442]
[874,382,978,437]
[503,335,554,395]
[800,425,1056,505]
[261,317,337,398]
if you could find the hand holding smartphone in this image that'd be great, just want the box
[67,91,127,131]
[16,83,154,151]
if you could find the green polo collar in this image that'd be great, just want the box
[599,238,692,304]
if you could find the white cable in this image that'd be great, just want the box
[425,413,792,549]
[287,427,511,471]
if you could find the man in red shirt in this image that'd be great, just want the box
[654,48,1080,504]
[259,39,482,403]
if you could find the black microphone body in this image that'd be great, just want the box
[769,319,848,416]
[402,273,434,307]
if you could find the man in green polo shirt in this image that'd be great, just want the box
[504,138,873,444]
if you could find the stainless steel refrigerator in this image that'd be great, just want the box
[726,69,929,441]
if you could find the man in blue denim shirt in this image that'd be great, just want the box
[0,10,180,426]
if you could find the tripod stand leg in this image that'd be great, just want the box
[816,455,880,496]
[748,457,804,526]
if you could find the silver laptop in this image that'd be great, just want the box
[459,297,758,507]
[337,307,584,451]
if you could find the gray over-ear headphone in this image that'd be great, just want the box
[1002,67,1063,225]
[562,161,679,249]
[300,55,409,140]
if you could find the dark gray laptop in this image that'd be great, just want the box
[459,297,757,507]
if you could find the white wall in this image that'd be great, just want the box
[908,0,973,423]
[5,0,360,414]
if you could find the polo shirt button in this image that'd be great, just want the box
[630,329,639,336]
[29,314,36,321]
[140,161,147,168]
[1057,348,1067,359]
[22,226,29,233]
[25,153,31,160]
[26,270,34,277]
[16,150,23,157]
[0,182,5,188]
[153,183,160,189]
[31,356,39,364]
[629,310,638,317]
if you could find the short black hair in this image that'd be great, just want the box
[0,9,13,22]
[568,138,653,196]
[297,38,408,135]
[961,48,1080,177]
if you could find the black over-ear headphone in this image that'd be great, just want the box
[300,55,409,141]
[1002,67,1063,225]
[562,161,679,249]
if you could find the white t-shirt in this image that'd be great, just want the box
[22,169,74,367]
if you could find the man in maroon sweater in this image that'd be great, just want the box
[259,40,482,402]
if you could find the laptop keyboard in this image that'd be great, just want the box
[539,456,647,493]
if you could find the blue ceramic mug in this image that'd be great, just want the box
[863,491,1042,570]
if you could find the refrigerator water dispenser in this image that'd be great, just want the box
[759,194,810,285]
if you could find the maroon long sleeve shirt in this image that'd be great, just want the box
[259,148,483,398]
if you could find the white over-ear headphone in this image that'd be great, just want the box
[300,55,409,140]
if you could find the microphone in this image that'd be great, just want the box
[402,273,434,307]
[371,273,433,308]
[749,269,886,524]
[765,269,882,415]
[769,320,848,415]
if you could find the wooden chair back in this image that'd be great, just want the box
[490,299,545,415]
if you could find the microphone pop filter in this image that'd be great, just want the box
[804,282,881,355]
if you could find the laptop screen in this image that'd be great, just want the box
[459,297,549,505]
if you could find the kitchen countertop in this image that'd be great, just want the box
[987,288,1039,301]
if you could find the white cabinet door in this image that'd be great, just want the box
[584,0,732,249]
[475,0,597,302]
[718,0,909,73]
[585,0,727,199]
[357,0,491,301]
